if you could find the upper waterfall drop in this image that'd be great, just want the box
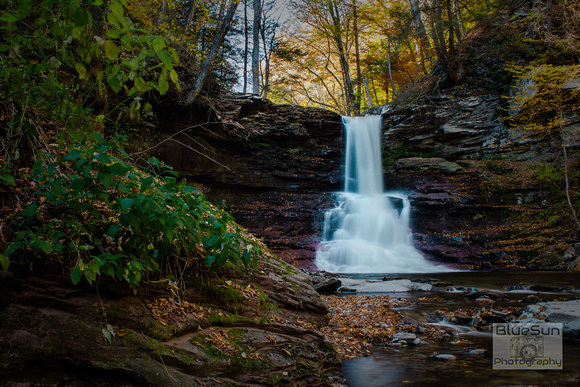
[315,115,448,274]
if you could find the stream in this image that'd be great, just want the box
[338,271,580,387]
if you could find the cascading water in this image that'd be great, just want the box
[315,115,447,273]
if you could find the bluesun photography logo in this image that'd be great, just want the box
[493,323,563,370]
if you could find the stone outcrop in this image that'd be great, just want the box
[0,255,344,386]
[156,94,342,193]
[155,95,343,269]
[152,92,578,272]
[395,157,463,174]
[367,94,511,160]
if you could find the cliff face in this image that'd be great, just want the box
[153,91,578,272]
[154,95,343,269]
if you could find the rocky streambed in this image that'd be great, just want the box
[315,271,580,386]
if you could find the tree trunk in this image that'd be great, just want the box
[353,0,362,114]
[546,0,553,34]
[156,1,167,27]
[364,75,373,109]
[559,115,580,234]
[429,0,447,63]
[453,0,465,41]
[243,0,249,93]
[386,36,397,97]
[409,0,432,71]
[185,0,240,105]
[185,0,198,31]
[446,0,456,80]
[328,0,356,116]
[252,0,262,95]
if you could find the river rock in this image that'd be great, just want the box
[393,332,417,341]
[338,278,433,293]
[433,353,457,361]
[464,289,508,300]
[517,300,580,338]
[313,276,342,294]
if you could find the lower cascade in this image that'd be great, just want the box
[315,115,448,273]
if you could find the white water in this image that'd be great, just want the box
[315,115,448,274]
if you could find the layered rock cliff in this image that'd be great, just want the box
[153,86,578,272]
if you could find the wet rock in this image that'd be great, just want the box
[393,332,417,341]
[313,277,342,294]
[469,315,483,327]
[338,278,433,293]
[481,312,507,323]
[466,349,487,355]
[433,353,457,361]
[569,257,580,271]
[517,300,580,338]
[337,287,357,293]
[523,294,541,302]
[465,289,508,300]
[453,311,471,322]
[475,296,495,308]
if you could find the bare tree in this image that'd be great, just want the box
[185,0,240,105]
[260,0,283,98]
[328,0,356,115]
[252,0,262,94]
[243,0,249,93]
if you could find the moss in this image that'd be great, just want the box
[207,311,250,326]
[177,353,199,366]
[264,372,286,385]
[190,330,266,371]
[259,292,280,312]
[281,261,296,275]
[190,335,223,359]
[148,320,175,341]
[212,284,245,304]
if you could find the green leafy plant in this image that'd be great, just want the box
[1,133,260,286]
[0,0,180,159]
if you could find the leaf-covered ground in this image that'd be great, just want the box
[322,294,524,360]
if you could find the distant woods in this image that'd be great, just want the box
[1,0,577,114]
[267,0,579,115]
[268,0,501,115]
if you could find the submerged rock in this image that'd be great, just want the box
[432,353,457,361]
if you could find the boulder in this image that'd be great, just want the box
[517,300,580,338]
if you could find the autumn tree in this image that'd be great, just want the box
[507,64,580,234]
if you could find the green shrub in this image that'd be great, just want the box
[1,133,260,286]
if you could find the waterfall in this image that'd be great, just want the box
[315,115,447,274]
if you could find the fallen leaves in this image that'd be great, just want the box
[201,329,237,355]
[147,297,212,326]
[224,280,261,299]
[321,295,406,359]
